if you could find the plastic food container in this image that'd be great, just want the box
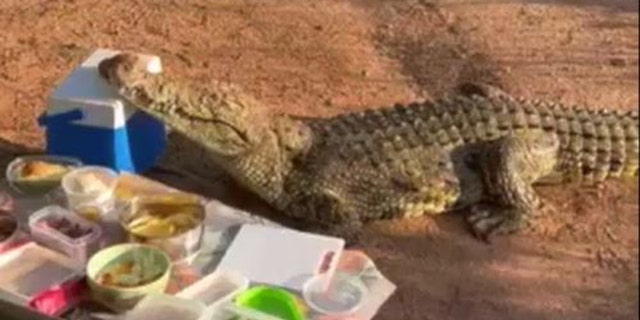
[120,194,205,262]
[61,166,118,216]
[5,155,82,196]
[29,205,102,263]
[302,272,367,316]
[0,242,83,308]
[177,270,249,318]
[125,294,206,320]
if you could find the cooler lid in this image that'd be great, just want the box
[46,48,161,129]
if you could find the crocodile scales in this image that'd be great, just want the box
[98,53,639,242]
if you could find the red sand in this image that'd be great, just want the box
[0,1,637,319]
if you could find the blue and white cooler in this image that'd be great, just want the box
[38,49,166,173]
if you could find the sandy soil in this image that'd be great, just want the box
[0,0,637,319]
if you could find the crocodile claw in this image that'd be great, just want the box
[466,205,527,242]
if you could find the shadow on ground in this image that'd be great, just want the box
[449,0,639,13]
[0,137,39,168]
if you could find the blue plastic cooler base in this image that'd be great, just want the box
[42,111,166,173]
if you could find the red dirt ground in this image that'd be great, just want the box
[0,1,637,319]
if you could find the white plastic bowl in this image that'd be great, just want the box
[61,166,118,212]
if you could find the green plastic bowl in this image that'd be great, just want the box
[86,243,171,312]
[234,286,306,320]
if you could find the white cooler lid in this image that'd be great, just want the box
[46,48,161,129]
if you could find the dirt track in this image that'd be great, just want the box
[0,1,638,319]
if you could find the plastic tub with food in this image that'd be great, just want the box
[29,205,102,263]
[119,193,205,262]
[86,243,172,312]
[61,166,118,218]
[6,155,82,195]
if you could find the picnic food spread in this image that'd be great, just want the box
[0,50,396,320]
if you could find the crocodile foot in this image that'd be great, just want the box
[465,204,530,242]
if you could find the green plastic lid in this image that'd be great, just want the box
[234,286,306,320]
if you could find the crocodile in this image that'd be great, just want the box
[98,53,639,242]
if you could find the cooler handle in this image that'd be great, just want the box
[37,109,84,127]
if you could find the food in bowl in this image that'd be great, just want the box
[96,259,164,288]
[6,155,83,195]
[61,166,118,213]
[123,194,204,239]
[68,172,110,194]
[86,244,171,312]
[19,161,71,181]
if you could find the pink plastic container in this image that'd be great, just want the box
[29,205,102,263]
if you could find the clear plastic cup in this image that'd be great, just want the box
[29,205,102,263]
[61,166,118,218]
[302,272,367,316]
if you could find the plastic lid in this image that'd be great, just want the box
[61,166,118,198]
[126,294,205,320]
[302,272,367,316]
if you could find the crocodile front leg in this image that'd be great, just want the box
[467,130,560,241]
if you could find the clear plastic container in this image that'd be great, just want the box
[5,155,83,196]
[61,166,118,215]
[302,272,367,316]
[176,270,249,319]
[212,304,284,320]
[125,294,206,320]
[29,205,102,263]
[0,242,83,307]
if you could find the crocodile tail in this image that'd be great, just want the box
[460,96,638,184]
[541,102,639,184]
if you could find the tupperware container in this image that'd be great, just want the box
[61,166,118,216]
[125,294,206,320]
[176,270,249,319]
[119,193,205,262]
[5,155,83,196]
[0,242,83,308]
[29,205,102,263]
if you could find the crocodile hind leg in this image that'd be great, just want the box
[285,188,364,246]
[466,130,561,241]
